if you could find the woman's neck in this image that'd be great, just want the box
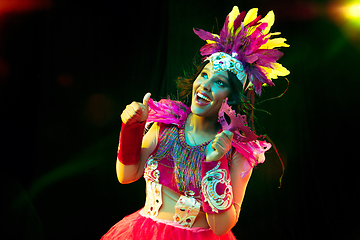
[184,113,220,145]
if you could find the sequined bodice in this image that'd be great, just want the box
[143,124,212,227]
[146,124,211,197]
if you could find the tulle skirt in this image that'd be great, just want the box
[101,209,236,240]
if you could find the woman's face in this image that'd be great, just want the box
[191,62,231,118]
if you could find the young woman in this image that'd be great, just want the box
[101,6,289,240]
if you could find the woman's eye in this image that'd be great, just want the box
[215,80,224,87]
[201,72,208,79]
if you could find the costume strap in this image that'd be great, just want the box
[117,121,146,165]
[201,156,233,214]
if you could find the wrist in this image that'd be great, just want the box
[205,155,222,162]
[117,121,146,165]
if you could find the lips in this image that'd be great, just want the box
[195,90,211,106]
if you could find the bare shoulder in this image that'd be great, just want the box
[231,151,250,170]
[230,151,253,182]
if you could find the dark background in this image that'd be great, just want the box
[1,0,359,239]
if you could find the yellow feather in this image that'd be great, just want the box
[265,32,281,39]
[228,6,240,32]
[205,33,220,44]
[243,8,258,26]
[260,38,290,49]
[206,40,217,44]
[246,26,257,37]
[234,23,243,36]
[261,63,290,79]
[273,63,290,76]
[260,10,275,35]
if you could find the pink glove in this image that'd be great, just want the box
[117,121,145,165]
[117,93,151,165]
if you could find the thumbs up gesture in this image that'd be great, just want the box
[121,93,151,124]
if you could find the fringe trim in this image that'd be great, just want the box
[153,125,207,193]
[153,124,233,194]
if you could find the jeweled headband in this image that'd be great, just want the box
[194,6,290,95]
[206,52,247,84]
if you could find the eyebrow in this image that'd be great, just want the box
[216,71,229,82]
[203,67,229,81]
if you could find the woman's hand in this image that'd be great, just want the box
[205,130,233,162]
[120,93,151,124]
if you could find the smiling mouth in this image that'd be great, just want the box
[195,91,211,105]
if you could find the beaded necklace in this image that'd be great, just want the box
[152,124,211,194]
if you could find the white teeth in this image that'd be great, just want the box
[197,92,210,101]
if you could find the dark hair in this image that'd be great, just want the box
[176,61,256,130]
[176,61,208,105]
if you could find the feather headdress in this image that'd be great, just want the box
[194,6,290,95]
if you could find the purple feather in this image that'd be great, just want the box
[193,28,219,41]
[233,11,246,31]
[220,15,230,42]
[244,54,259,64]
[247,65,274,95]
[247,15,262,27]
[193,7,289,95]
[200,43,223,56]
[257,49,284,61]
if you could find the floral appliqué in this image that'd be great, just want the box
[201,162,233,213]
[173,195,201,228]
[144,156,162,217]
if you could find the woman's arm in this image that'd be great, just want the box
[116,122,159,184]
[205,152,252,236]
[115,93,159,184]
[203,130,253,235]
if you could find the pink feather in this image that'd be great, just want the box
[146,98,190,127]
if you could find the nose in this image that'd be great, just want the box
[200,78,211,92]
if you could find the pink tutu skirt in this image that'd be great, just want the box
[101,209,236,240]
